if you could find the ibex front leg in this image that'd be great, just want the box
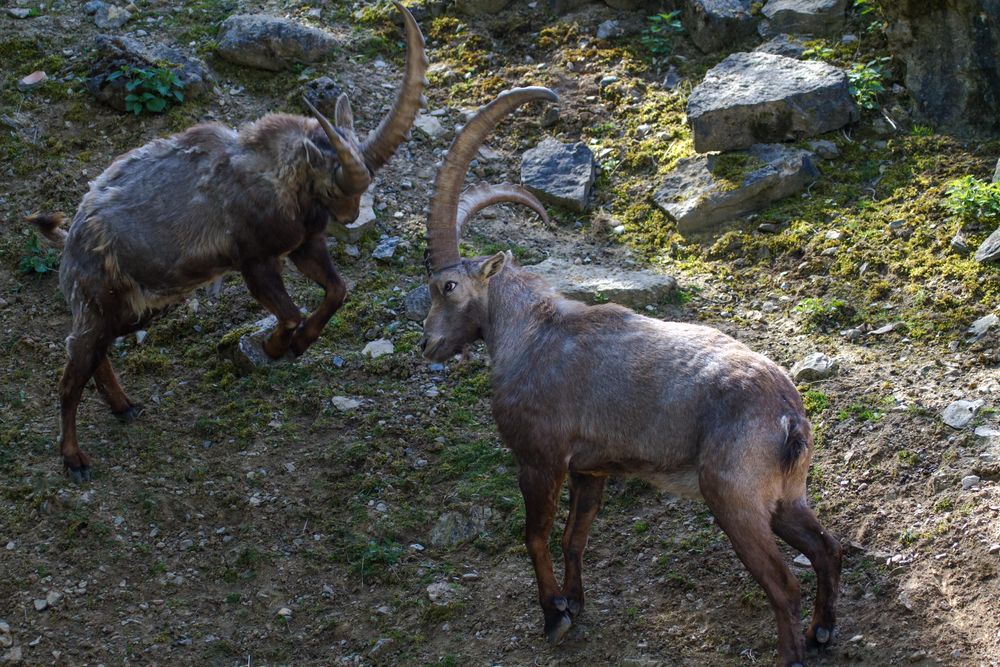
[241,259,303,359]
[517,462,571,643]
[560,472,606,619]
[288,234,347,356]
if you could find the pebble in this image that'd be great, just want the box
[17,71,47,92]
[276,607,292,620]
[941,399,985,429]
[428,363,445,372]
[908,650,927,663]
[968,313,998,338]
[7,8,32,18]
[1,646,22,663]
[758,223,780,233]
[372,237,401,261]
[0,620,11,648]
[988,543,1000,555]
[344,244,360,258]
[960,475,981,490]
[33,598,48,612]
[45,590,63,608]
[83,0,106,13]
[362,339,394,359]
[792,554,812,567]
[331,355,345,368]
[331,396,361,411]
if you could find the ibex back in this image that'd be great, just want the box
[419,87,842,667]
[28,1,428,482]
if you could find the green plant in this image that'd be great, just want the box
[793,297,856,331]
[641,11,684,59]
[108,65,185,115]
[911,124,934,137]
[846,59,889,110]
[18,233,59,274]
[802,44,835,61]
[801,390,829,416]
[943,175,1000,224]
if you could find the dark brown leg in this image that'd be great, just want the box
[288,234,347,356]
[701,476,805,667]
[772,497,843,649]
[518,463,570,644]
[560,472,607,618]
[240,259,303,359]
[93,356,142,421]
[59,329,112,482]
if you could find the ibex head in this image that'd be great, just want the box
[302,0,429,224]
[420,87,558,361]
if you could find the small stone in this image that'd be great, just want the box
[790,352,838,382]
[428,363,445,372]
[33,599,48,612]
[941,399,985,429]
[331,355,345,368]
[908,650,928,663]
[370,637,393,656]
[217,14,337,71]
[792,553,812,567]
[372,237,401,262]
[276,607,292,620]
[975,228,1000,263]
[83,0,106,15]
[135,330,148,344]
[7,8,32,19]
[1,646,22,664]
[404,285,431,322]
[599,75,618,89]
[807,139,839,159]
[521,138,595,212]
[413,114,447,140]
[331,396,362,411]
[758,223,780,233]
[362,339,394,359]
[762,0,848,36]
[0,620,11,649]
[988,543,1000,555]
[344,245,360,258]
[94,4,132,29]
[961,475,981,490]
[17,71,48,92]
[951,231,970,254]
[968,314,998,339]
[430,508,492,546]
[869,322,903,335]
[662,65,681,90]
[975,425,1000,439]
[596,19,623,40]
[45,590,63,608]
[540,106,560,128]
[426,581,462,605]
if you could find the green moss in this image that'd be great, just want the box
[708,152,766,191]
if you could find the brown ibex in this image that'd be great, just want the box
[419,87,842,667]
[27,2,428,482]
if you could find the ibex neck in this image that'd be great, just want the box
[482,265,557,366]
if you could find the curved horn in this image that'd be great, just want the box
[456,182,549,238]
[302,96,371,193]
[361,1,429,173]
[426,87,559,272]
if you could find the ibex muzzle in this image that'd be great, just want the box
[421,87,842,667]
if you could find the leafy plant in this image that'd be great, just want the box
[108,65,185,115]
[793,297,856,331]
[846,58,889,110]
[801,389,830,416]
[18,233,59,274]
[943,175,1000,224]
[641,11,684,59]
[802,44,836,61]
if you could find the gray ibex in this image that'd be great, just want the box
[419,87,842,667]
[28,2,427,482]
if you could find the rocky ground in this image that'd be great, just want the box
[1,0,999,665]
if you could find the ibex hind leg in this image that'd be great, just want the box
[700,472,806,667]
[94,355,143,422]
[59,325,114,482]
[560,472,606,618]
[772,497,842,650]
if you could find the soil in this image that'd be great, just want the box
[1,2,998,667]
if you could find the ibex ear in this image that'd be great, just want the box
[335,93,354,130]
[478,251,507,282]
[301,138,325,169]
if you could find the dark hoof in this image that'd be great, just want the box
[807,625,833,649]
[67,465,92,483]
[566,598,582,616]
[545,611,572,645]
[815,627,831,644]
[114,404,144,423]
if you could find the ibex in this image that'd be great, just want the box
[419,87,842,667]
[27,2,428,482]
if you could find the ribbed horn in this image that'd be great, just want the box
[361,1,429,173]
[302,96,371,193]
[455,182,549,237]
[426,87,559,272]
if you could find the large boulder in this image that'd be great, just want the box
[686,51,858,152]
[85,35,213,112]
[976,228,1000,263]
[883,0,1000,135]
[520,138,595,212]
[217,15,337,71]
[761,0,848,36]
[455,0,512,13]
[653,143,819,233]
[684,0,756,53]
[528,258,678,307]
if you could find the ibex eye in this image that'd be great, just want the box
[443,281,457,294]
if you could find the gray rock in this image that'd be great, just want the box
[404,285,431,322]
[975,425,1000,439]
[975,228,1000,263]
[808,139,840,159]
[951,231,970,254]
[33,599,47,612]
[883,1,1000,135]
[968,313,999,339]
[520,138,595,212]
[529,258,678,307]
[430,508,492,547]
[83,0,105,15]
[372,236,401,261]
[93,4,132,29]
[86,35,212,112]
[454,0,512,13]
[961,474,981,490]
[653,143,819,232]
[662,65,682,90]
[217,15,337,71]
[792,553,812,567]
[0,620,11,649]
[8,7,32,18]
[45,590,63,608]
[17,71,47,92]
[331,396,362,411]
[755,33,807,59]
[761,0,848,36]
[1,646,21,664]
[328,192,376,243]
[362,339,394,358]
[790,352,839,382]
[941,399,985,429]
[684,0,756,54]
[413,114,447,140]
[301,76,343,118]
[234,315,296,370]
[687,52,858,152]
[597,20,624,40]
[994,157,1000,183]
[540,107,560,128]
[426,581,463,604]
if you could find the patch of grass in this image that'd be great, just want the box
[836,400,885,423]
[793,297,858,332]
[802,390,830,416]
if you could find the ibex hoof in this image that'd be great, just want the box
[553,596,568,612]
[67,465,92,484]
[114,404,144,423]
[815,627,831,644]
[545,611,572,645]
